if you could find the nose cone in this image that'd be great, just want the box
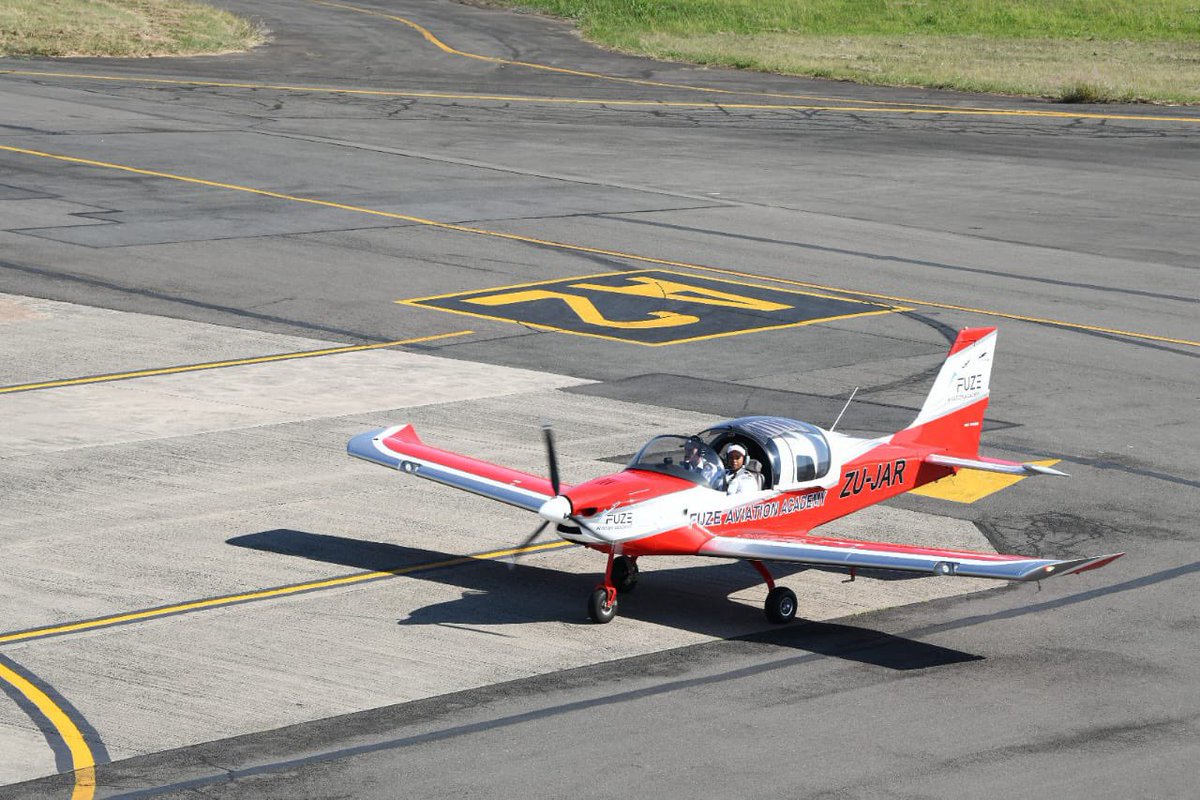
[538,495,572,524]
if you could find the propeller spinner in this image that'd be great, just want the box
[508,424,610,568]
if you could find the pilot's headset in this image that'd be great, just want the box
[722,442,747,465]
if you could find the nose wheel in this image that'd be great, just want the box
[588,586,617,623]
[588,551,630,623]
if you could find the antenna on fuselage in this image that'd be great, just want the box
[829,387,859,432]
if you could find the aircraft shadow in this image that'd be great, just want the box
[229,529,980,669]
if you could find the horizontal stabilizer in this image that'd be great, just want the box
[926,453,1069,477]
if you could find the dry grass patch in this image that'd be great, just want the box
[640,34,1200,103]
[0,0,265,57]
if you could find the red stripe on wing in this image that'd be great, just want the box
[381,426,562,497]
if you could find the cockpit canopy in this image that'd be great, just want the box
[626,435,726,491]
[626,417,833,491]
[703,416,832,486]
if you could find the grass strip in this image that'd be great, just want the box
[0,0,264,57]
[486,0,1200,103]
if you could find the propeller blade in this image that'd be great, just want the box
[541,423,560,496]
[508,519,550,569]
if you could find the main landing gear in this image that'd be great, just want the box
[752,560,798,624]
[587,556,797,624]
[588,554,639,623]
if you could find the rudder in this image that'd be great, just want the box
[893,327,996,456]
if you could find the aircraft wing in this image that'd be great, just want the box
[698,532,1122,582]
[348,425,562,513]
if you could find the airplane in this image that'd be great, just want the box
[348,326,1123,624]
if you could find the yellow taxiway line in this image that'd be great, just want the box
[1,143,1195,350]
[0,660,96,800]
[4,67,1199,124]
[0,331,472,395]
[0,541,574,647]
[307,0,1200,123]
[0,538,570,798]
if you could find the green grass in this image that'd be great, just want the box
[487,0,1200,103]
[0,0,265,58]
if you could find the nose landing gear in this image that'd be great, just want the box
[587,550,625,623]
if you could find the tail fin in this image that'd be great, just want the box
[892,327,996,457]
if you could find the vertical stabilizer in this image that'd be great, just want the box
[893,327,996,456]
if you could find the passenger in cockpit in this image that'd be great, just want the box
[723,443,762,494]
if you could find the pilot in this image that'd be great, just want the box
[723,443,761,494]
[682,439,719,483]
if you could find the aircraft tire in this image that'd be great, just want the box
[764,587,798,624]
[588,587,617,623]
[612,556,639,594]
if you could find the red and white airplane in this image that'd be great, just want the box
[349,327,1122,624]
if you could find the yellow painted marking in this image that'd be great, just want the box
[3,68,1199,124]
[466,289,700,329]
[403,268,902,345]
[306,0,1200,123]
[308,0,948,109]
[911,459,1062,503]
[571,276,792,311]
[0,541,573,647]
[404,301,901,346]
[3,143,1195,349]
[0,331,472,395]
[0,662,95,800]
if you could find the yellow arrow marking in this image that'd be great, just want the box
[465,289,700,328]
[570,276,792,311]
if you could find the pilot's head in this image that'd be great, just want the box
[684,440,703,464]
[723,443,746,469]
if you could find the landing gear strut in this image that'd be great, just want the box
[752,560,798,624]
[588,551,620,623]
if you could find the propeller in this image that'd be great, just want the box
[508,423,613,569]
[508,519,551,569]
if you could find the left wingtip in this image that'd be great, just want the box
[1024,463,1069,477]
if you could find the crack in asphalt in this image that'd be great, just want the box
[90,560,1200,799]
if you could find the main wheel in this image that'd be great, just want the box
[588,587,617,623]
[764,586,798,624]
[611,556,639,594]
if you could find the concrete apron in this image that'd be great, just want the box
[0,293,994,786]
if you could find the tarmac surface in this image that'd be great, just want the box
[1,0,1197,797]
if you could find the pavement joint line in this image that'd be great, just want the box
[306,0,1200,123]
[0,541,576,647]
[2,143,1195,350]
[3,68,1199,124]
[0,331,473,395]
[0,655,96,800]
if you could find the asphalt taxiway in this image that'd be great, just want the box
[1,0,1197,797]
